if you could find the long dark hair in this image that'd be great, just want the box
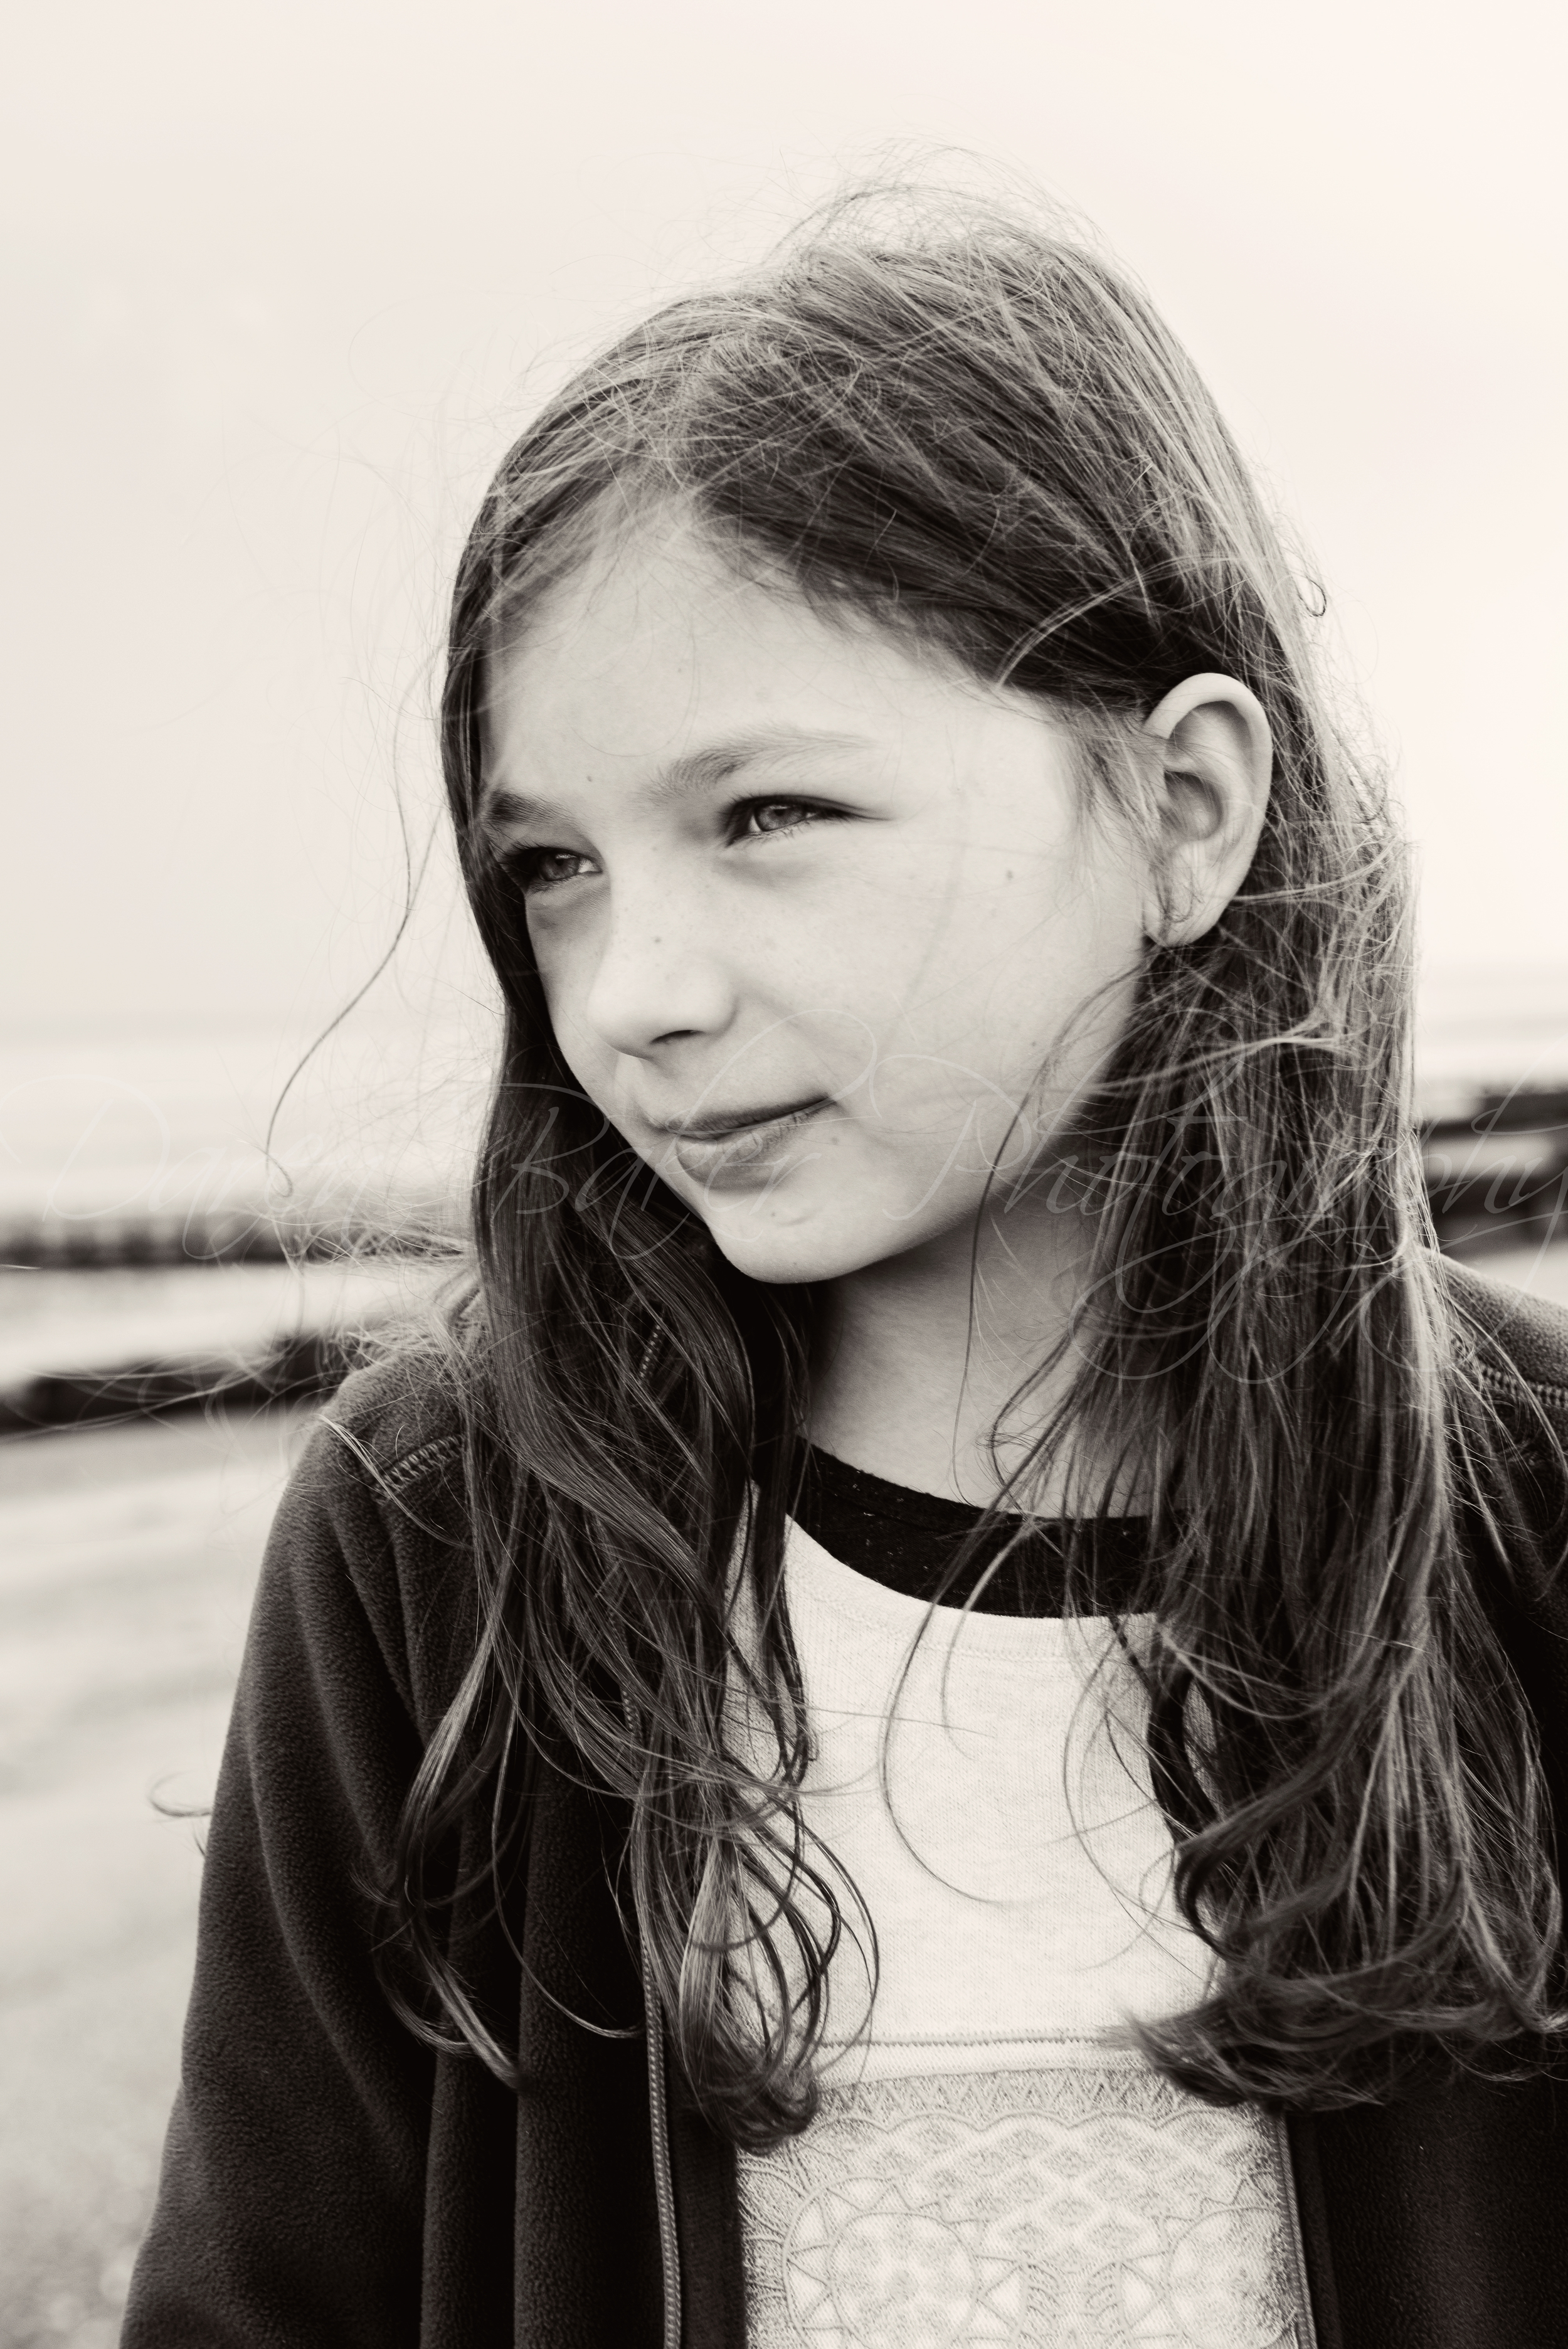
[383,185,1564,2146]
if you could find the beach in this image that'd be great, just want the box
[0,1408,312,2348]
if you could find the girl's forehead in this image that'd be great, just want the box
[501,514,769,684]
[482,518,1014,798]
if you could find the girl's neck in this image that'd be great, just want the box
[805,1197,1097,1509]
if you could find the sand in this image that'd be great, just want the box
[0,1408,314,2349]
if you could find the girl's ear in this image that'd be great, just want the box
[1138,673,1273,945]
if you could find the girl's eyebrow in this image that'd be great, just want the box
[647,725,872,806]
[481,724,872,835]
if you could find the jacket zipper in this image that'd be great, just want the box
[1275,2113,1320,2346]
[625,1696,682,2347]
[640,1938,682,2348]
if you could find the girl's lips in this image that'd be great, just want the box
[665,1098,829,1187]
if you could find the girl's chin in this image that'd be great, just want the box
[709,1235,886,1288]
[694,1197,849,1287]
[694,1187,958,1289]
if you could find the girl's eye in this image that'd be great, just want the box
[514,847,598,893]
[735,798,834,840]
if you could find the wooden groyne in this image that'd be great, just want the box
[0,1199,459,1271]
[1422,1086,1568,1253]
[0,1327,357,1437]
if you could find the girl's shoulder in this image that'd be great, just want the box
[1440,1258,1568,1636]
[267,1336,472,1603]
[317,1335,470,1516]
[258,1340,474,1739]
[1441,1256,1568,1436]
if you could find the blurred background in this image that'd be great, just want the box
[3,0,1566,2339]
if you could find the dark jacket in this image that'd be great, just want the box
[123,1259,1568,2349]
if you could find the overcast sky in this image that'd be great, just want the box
[4,0,1564,1044]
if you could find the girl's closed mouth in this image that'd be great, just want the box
[660,1095,830,1182]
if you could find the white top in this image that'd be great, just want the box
[731,1519,1316,2348]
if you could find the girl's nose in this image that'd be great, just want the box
[580,889,735,1059]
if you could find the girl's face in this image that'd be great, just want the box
[482,516,1150,1287]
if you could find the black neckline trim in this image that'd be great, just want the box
[789,1444,1148,1618]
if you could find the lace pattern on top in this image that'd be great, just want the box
[736,2060,1316,2348]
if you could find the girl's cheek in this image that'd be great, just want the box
[539,982,606,1092]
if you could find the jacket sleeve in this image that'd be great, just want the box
[122,1416,440,2347]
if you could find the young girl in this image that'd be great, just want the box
[124,191,1568,2349]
